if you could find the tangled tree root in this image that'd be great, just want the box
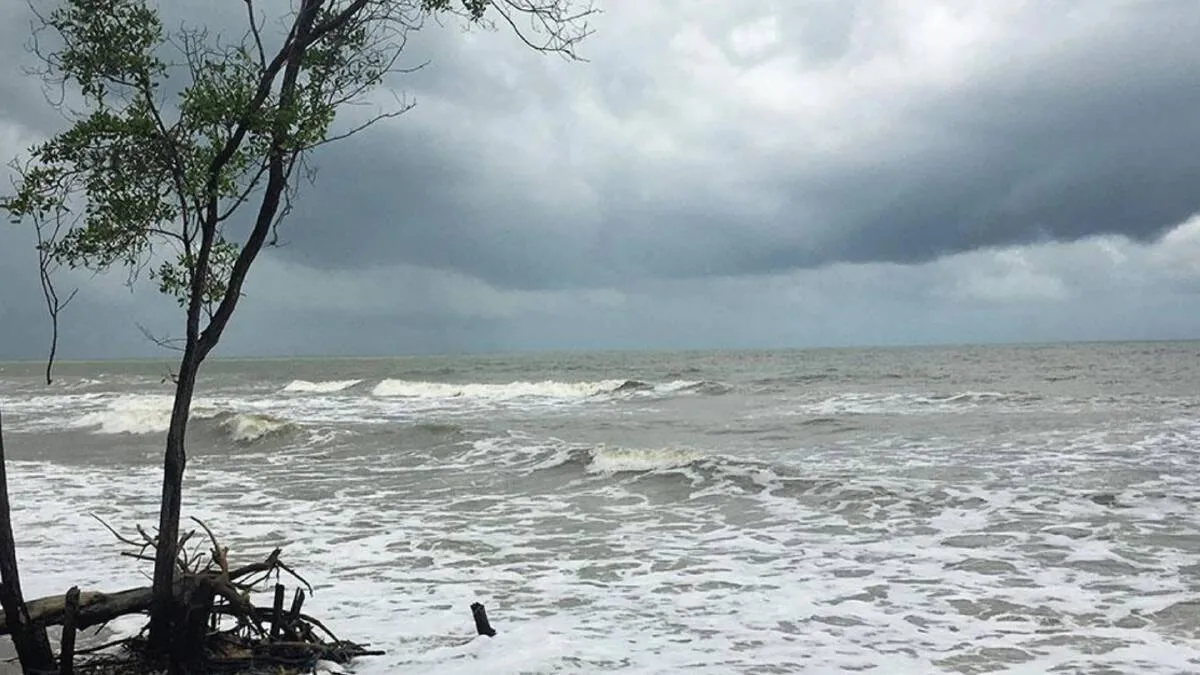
[2,517,382,674]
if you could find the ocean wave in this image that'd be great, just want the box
[613,379,654,393]
[587,446,705,474]
[798,416,845,427]
[15,423,1200,675]
[538,444,766,480]
[526,444,938,528]
[410,422,466,436]
[609,379,732,397]
[752,373,834,387]
[283,379,362,393]
[788,391,1047,415]
[214,412,296,444]
[672,380,732,396]
[919,391,1041,404]
[71,395,185,434]
[69,395,292,444]
[50,377,106,391]
[371,378,627,400]
[367,377,734,404]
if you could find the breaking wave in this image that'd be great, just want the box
[371,379,627,400]
[214,412,296,444]
[610,379,731,397]
[370,378,731,402]
[71,395,185,435]
[282,379,362,393]
[790,390,1048,415]
[613,379,653,393]
[532,443,916,511]
[60,376,735,439]
[587,446,705,474]
[673,380,732,396]
[539,444,763,478]
[69,395,294,444]
[369,374,724,401]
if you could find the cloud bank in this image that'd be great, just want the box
[2,0,1199,358]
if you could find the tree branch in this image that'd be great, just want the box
[243,0,268,70]
[198,0,325,358]
[489,0,596,58]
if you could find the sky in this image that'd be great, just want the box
[3,0,1200,359]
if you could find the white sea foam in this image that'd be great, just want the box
[371,379,627,401]
[586,445,703,474]
[9,348,1200,674]
[31,376,729,438]
[661,379,731,395]
[52,377,105,390]
[10,414,1200,675]
[65,395,291,440]
[218,412,294,444]
[779,390,1051,416]
[12,418,1200,674]
[365,379,733,412]
[0,393,108,432]
[70,394,179,434]
[283,379,362,393]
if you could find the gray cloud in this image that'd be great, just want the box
[264,0,1200,290]
[4,1,1200,358]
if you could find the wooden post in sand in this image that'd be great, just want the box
[470,602,496,637]
[270,584,285,641]
[60,586,80,675]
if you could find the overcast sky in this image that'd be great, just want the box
[3,0,1200,359]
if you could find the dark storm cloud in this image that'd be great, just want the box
[260,0,1200,289]
[815,4,1200,265]
[8,0,1198,290]
[0,226,47,359]
[0,225,148,360]
[5,0,1200,359]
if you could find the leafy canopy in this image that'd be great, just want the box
[4,0,590,316]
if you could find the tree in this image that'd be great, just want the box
[23,195,80,386]
[3,0,592,664]
[34,213,79,387]
[0,412,55,673]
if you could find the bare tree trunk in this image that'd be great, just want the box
[148,348,201,664]
[0,411,56,673]
[34,216,77,387]
[143,6,315,659]
[44,325,58,388]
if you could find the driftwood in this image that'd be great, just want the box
[0,518,383,673]
[0,513,503,673]
[0,586,153,636]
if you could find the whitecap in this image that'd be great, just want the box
[283,379,362,393]
[587,446,703,474]
[70,395,177,434]
[70,394,224,435]
[218,412,295,444]
[371,379,626,401]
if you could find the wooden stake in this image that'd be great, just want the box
[60,586,80,675]
[470,602,496,637]
[271,583,285,641]
[288,588,305,622]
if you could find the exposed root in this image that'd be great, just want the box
[3,518,383,674]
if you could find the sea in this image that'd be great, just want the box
[0,341,1199,674]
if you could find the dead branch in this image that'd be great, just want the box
[90,513,149,552]
[0,513,386,671]
[60,586,81,675]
